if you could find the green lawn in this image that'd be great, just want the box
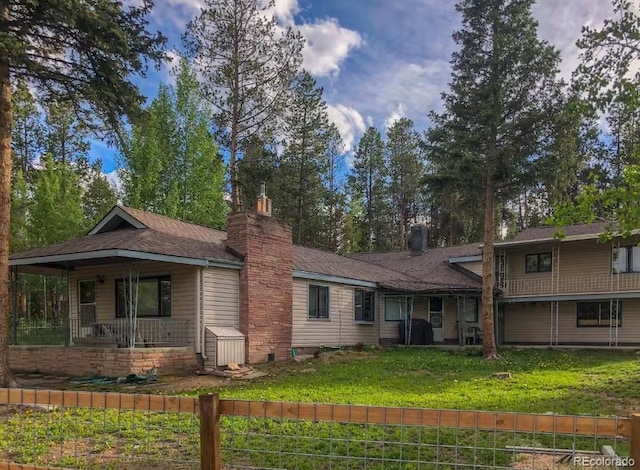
[2,347,639,469]
[192,347,640,417]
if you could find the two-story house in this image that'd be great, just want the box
[495,223,638,347]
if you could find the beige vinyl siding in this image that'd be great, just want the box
[457,260,483,276]
[557,240,611,278]
[503,303,552,343]
[506,244,554,282]
[202,267,239,328]
[69,261,198,347]
[504,298,640,344]
[292,279,378,348]
[556,299,639,344]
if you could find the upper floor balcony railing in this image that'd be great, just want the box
[502,273,640,297]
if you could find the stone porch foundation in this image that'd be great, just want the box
[10,346,198,377]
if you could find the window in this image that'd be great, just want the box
[78,280,96,327]
[525,253,552,273]
[355,290,375,323]
[116,276,171,318]
[308,285,329,319]
[577,301,622,327]
[459,297,479,323]
[429,297,443,328]
[613,246,640,273]
[385,296,413,321]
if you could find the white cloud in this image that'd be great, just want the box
[162,50,183,86]
[326,103,366,152]
[533,0,614,80]
[348,60,450,129]
[106,170,122,192]
[384,103,406,131]
[298,19,363,77]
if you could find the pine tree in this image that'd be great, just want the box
[237,136,279,209]
[347,127,391,251]
[275,71,332,246]
[322,124,347,252]
[11,81,42,181]
[427,0,561,358]
[0,0,165,386]
[386,118,425,249]
[550,1,640,234]
[183,0,304,211]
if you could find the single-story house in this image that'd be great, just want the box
[8,192,485,376]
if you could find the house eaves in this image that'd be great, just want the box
[10,249,243,270]
[293,270,378,288]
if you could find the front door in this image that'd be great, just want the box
[429,297,444,342]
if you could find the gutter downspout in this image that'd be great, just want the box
[195,268,201,354]
[199,267,207,360]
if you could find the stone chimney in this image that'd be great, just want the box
[226,187,293,363]
[410,224,428,256]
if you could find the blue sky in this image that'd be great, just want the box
[98,0,616,184]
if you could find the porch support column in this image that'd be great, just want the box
[64,267,71,347]
[10,266,17,345]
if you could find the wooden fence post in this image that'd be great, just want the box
[632,414,640,470]
[200,394,221,470]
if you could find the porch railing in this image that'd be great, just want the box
[504,273,640,296]
[70,318,191,348]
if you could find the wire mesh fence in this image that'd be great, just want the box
[0,389,200,469]
[0,389,637,470]
[9,317,66,346]
[218,400,634,470]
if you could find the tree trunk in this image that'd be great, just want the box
[0,30,17,387]
[481,173,498,359]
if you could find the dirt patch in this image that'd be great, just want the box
[11,348,380,394]
[45,437,198,470]
[593,391,640,416]
[513,452,614,469]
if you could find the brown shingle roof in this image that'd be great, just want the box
[294,245,480,292]
[119,206,227,244]
[347,244,483,291]
[509,222,609,243]
[11,206,482,292]
[11,206,239,263]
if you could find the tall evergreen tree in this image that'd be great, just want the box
[0,0,165,386]
[9,170,30,253]
[551,1,640,234]
[386,118,425,249]
[237,136,279,209]
[427,0,561,358]
[11,81,42,181]
[275,71,331,246]
[347,127,391,252]
[322,124,347,252]
[183,0,304,211]
[121,60,227,228]
[44,100,90,167]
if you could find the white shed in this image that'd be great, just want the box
[204,326,245,367]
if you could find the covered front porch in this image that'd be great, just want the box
[379,291,486,346]
[8,251,202,376]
